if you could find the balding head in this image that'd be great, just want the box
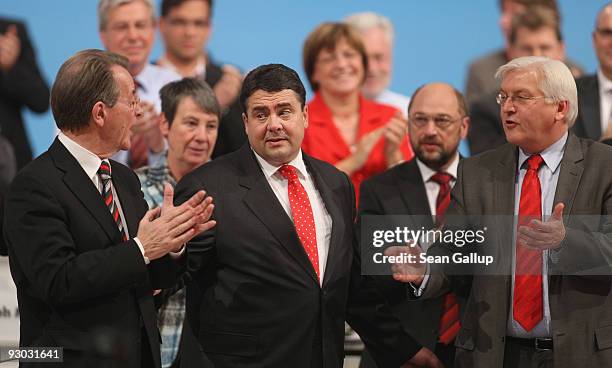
[407,83,469,171]
[408,83,467,118]
[594,3,612,79]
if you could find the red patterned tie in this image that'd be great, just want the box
[278,164,320,280]
[431,172,460,345]
[98,161,128,241]
[513,154,544,331]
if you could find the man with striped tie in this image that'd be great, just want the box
[358,82,469,368]
[3,49,215,368]
[390,57,612,368]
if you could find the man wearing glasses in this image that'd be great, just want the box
[574,3,612,143]
[98,0,181,169]
[389,56,612,368]
[357,82,469,368]
[4,49,215,368]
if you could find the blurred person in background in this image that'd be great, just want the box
[0,17,49,170]
[464,0,582,105]
[157,0,245,159]
[136,77,219,368]
[301,22,413,200]
[468,5,570,155]
[573,3,612,142]
[99,0,181,169]
[344,11,411,114]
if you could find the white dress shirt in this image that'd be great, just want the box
[57,132,148,263]
[507,132,567,338]
[597,68,612,136]
[253,149,333,285]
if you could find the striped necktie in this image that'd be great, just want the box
[98,161,128,241]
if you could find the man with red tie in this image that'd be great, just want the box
[4,49,214,368]
[390,56,612,368]
[173,63,441,367]
[357,82,469,367]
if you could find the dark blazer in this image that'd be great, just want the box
[467,92,507,155]
[205,58,247,159]
[572,74,601,141]
[358,158,468,352]
[419,134,612,367]
[173,144,420,368]
[0,18,49,170]
[4,139,177,368]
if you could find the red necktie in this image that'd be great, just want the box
[278,165,320,280]
[430,172,461,345]
[98,161,128,241]
[513,154,544,331]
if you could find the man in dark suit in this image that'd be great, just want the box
[173,64,441,367]
[573,3,612,141]
[392,56,612,368]
[358,83,470,368]
[4,49,214,368]
[0,17,49,170]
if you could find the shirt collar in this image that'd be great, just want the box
[57,132,104,180]
[598,68,612,95]
[156,54,207,78]
[134,63,155,94]
[252,148,308,180]
[415,153,459,184]
[518,131,567,174]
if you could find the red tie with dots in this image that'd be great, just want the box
[278,164,320,280]
[513,154,544,331]
[430,172,460,345]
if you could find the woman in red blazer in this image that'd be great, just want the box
[301,22,413,200]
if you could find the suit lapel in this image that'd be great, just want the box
[493,144,518,273]
[579,76,601,140]
[49,139,122,243]
[394,160,435,228]
[111,163,142,238]
[303,155,344,287]
[238,146,320,285]
[552,134,584,215]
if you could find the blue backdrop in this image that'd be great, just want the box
[1,0,607,156]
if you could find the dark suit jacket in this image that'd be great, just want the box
[467,92,506,155]
[173,144,420,368]
[419,134,612,367]
[4,138,178,368]
[358,159,468,352]
[0,18,49,170]
[205,58,247,159]
[573,74,601,141]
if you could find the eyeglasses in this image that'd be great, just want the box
[496,93,549,106]
[596,28,612,39]
[116,96,141,111]
[409,114,463,129]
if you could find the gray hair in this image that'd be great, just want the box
[98,0,156,31]
[160,78,221,125]
[495,56,578,127]
[344,11,394,44]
